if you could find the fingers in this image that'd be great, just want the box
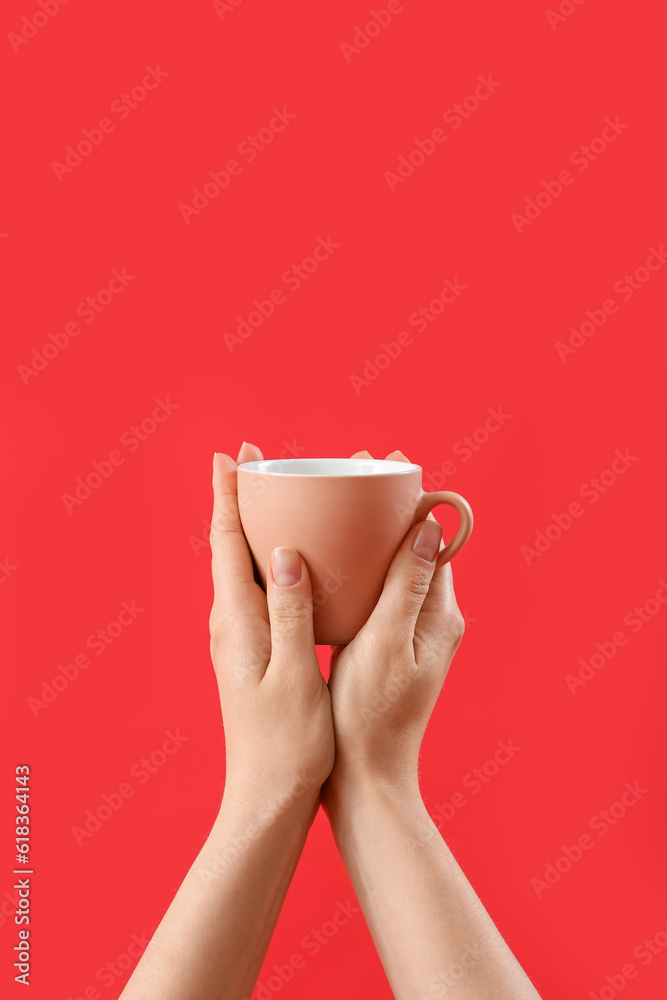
[210,442,263,596]
[366,520,443,644]
[346,448,458,660]
[237,441,263,464]
[210,451,272,681]
[210,453,258,605]
[386,449,445,557]
[384,449,464,654]
[413,557,466,673]
[266,547,317,670]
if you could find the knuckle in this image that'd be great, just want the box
[232,646,267,682]
[444,606,466,644]
[209,516,242,548]
[270,594,313,628]
[208,603,226,645]
[209,598,236,645]
[209,605,269,678]
[401,565,433,604]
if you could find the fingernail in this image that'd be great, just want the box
[413,521,442,562]
[271,547,302,587]
[215,452,237,471]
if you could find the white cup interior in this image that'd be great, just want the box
[239,458,420,476]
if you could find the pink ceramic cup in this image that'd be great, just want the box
[237,458,473,645]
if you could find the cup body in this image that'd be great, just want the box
[237,458,426,644]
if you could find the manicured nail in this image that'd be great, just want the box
[271,547,302,587]
[413,521,442,562]
[215,452,237,471]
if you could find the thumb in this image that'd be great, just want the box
[365,520,443,644]
[266,547,317,664]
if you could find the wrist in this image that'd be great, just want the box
[219,769,322,833]
[198,776,321,898]
[323,766,424,832]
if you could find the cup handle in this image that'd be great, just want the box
[414,490,473,568]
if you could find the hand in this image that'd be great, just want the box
[118,444,337,1000]
[209,443,335,814]
[323,448,465,803]
[318,453,539,1000]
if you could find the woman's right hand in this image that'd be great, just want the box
[323,448,466,804]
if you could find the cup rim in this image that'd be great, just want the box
[237,458,421,476]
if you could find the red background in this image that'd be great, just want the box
[1,0,666,997]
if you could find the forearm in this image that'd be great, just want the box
[120,781,318,1000]
[326,775,541,1000]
